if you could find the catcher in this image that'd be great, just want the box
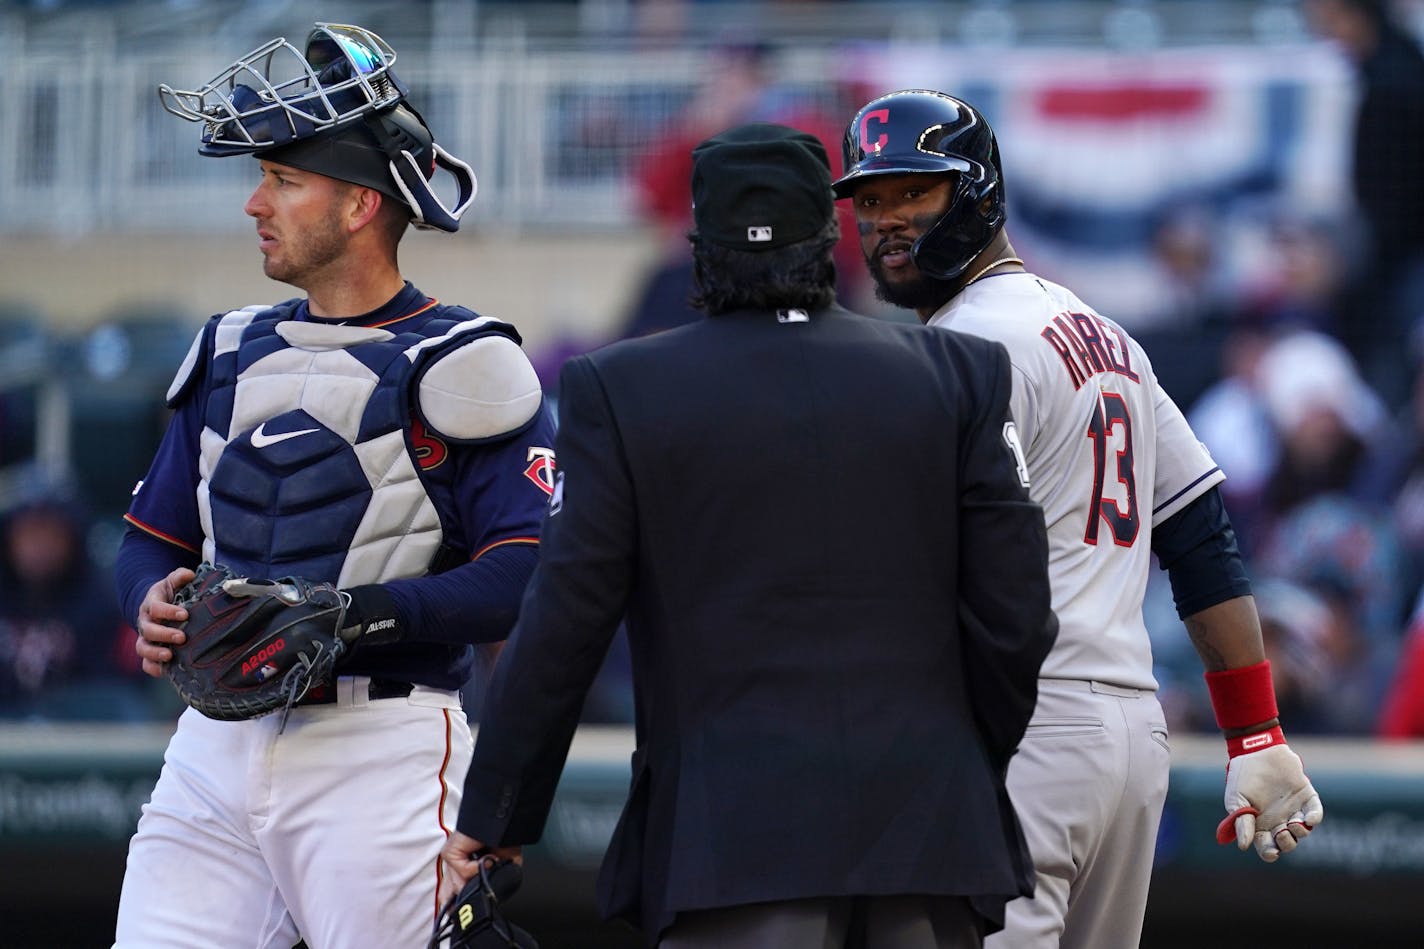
[114,22,555,949]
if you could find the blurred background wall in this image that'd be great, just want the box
[5,1,1424,946]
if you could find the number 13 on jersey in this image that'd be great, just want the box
[1085,391,1139,547]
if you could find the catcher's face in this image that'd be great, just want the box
[244,159,353,289]
[850,172,957,313]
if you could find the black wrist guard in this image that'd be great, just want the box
[340,583,404,645]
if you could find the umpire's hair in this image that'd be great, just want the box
[688,219,840,315]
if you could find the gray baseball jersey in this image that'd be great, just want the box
[930,271,1223,690]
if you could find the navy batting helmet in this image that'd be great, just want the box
[157,23,476,232]
[832,90,1006,281]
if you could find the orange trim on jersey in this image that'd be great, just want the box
[433,707,456,922]
[471,536,539,561]
[368,298,439,329]
[122,513,201,554]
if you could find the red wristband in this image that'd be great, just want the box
[1225,725,1285,758]
[1204,660,1279,731]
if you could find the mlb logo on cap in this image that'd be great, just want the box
[691,123,833,250]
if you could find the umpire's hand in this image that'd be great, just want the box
[134,566,197,677]
[439,832,523,906]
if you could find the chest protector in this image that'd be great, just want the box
[179,301,537,587]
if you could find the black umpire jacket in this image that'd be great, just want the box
[457,303,1057,943]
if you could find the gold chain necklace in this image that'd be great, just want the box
[962,256,1024,288]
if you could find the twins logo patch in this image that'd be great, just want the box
[524,447,556,496]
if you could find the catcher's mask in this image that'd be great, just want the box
[430,858,537,949]
[832,89,1006,281]
[157,22,476,232]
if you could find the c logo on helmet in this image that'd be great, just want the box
[859,108,891,154]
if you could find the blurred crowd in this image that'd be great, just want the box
[1143,0,1424,740]
[5,0,1424,741]
[0,466,173,721]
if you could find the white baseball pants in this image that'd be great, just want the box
[113,679,471,949]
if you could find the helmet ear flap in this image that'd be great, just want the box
[361,106,478,233]
[906,165,1006,281]
[386,143,478,233]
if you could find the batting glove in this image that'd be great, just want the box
[1217,727,1324,862]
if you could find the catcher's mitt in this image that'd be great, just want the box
[430,858,537,949]
[166,561,351,724]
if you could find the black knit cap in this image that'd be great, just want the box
[691,122,833,250]
[261,124,403,199]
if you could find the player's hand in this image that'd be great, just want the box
[438,831,522,906]
[1219,738,1323,862]
[133,566,197,677]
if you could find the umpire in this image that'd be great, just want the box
[441,123,1058,948]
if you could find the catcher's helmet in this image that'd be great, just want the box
[157,22,475,232]
[832,90,1006,281]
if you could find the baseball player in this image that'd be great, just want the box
[834,90,1324,949]
[112,23,556,948]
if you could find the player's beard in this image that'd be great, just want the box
[261,210,348,287]
[867,252,956,313]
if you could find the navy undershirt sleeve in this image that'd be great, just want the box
[117,525,538,646]
[381,543,540,645]
[1151,486,1253,619]
[115,526,202,628]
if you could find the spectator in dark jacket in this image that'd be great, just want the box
[1306,0,1424,408]
[0,469,145,720]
